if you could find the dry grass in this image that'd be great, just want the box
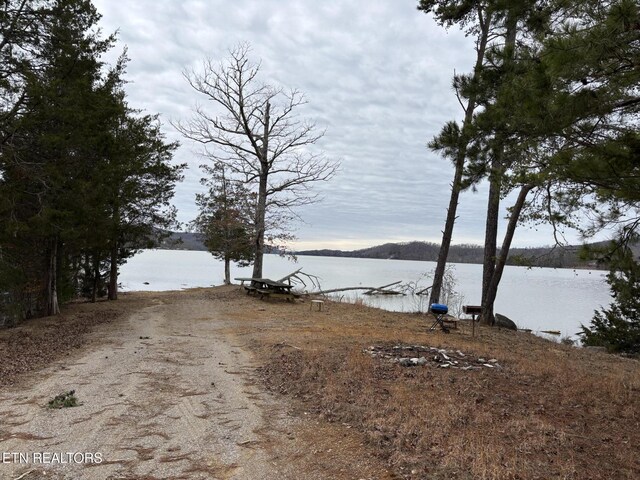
[210,288,640,480]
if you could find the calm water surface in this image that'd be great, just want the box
[119,250,612,339]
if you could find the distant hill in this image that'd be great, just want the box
[157,231,207,251]
[155,233,638,270]
[155,231,283,254]
[297,241,605,269]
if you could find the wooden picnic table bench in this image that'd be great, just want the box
[234,277,299,302]
[235,277,265,295]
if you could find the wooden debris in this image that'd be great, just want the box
[13,470,35,480]
[278,269,321,291]
[415,285,432,295]
[363,281,403,295]
[313,280,405,296]
[365,344,502,370]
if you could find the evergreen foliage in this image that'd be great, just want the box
[510,0,640,242]
[192,163,255,284]
[582,245,640,354]
[421,0,640,331]
[0,0,183,323]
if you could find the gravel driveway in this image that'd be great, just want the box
[1,294,295,479]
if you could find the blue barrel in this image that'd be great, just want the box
[430,303,448,315]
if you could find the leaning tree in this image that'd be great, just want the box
[175,44,338,279]
[417,0,495,307]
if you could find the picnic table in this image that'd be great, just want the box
[234,277,299,302]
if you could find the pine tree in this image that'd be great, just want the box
[1,0,116,315]
[509,0,640,241]
[418,0,494,307]
[1,0,184,319]
[582,246,640,354]
[100,103,182,300]
[192,163,254,285]
[420,0,553,322]
[0,0,50,145]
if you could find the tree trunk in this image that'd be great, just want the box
[47,238,60,316]
[429,11,493,306]
[483,185,533,314]
[480,9,518,325]
[429,175,462,306]
[221,168,232,286]
[83,253,91,284]
[108,242,118,300]
[481,159,501,324]
[224,255,231,285]
[91,253,99,303]
[251,101,270,280]
[252,173,267,279]
[108,203,120,301]
[70,254,79,297]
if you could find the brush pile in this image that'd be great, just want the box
[364,344,501,370]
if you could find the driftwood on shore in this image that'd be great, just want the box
[312,281,405,296]
[277,269,410,296]
[277,269,322,291]
[277,268,303,283]
[415,285,432,296]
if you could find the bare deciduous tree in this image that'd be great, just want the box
[175,44,338,279]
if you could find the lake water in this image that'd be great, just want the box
[119,250,613,340]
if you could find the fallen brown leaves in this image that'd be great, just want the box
[0,296,141,388]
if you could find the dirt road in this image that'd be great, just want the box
[0,290,389,480]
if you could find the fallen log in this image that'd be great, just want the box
[312,281,405,296]
[312,286,381,295]
[540,330,561,335]
[415,285,432,295]
[363,281,405,295]
[277,268,302,283]
[277,269,321,290]
[277,270,406,296]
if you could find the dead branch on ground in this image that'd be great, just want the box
[312,280,405,296]
[278,269,322,291]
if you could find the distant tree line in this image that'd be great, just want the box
[158,233,616,270]
[296,241,607,269]
[0,0,183,325]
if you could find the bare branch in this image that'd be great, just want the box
[176,43,339,278]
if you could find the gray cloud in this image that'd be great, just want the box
[93,0,582,250]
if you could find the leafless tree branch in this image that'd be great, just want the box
[174,43,339,277]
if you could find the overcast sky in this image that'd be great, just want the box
[92,0,588,251]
